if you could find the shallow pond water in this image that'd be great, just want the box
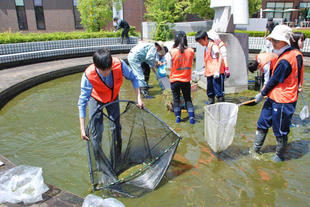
[0,69,309,206]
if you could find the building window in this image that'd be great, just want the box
[73,0,83,29]
[265,1,294,21]
[34,0,45,30]
[15,0,28,30]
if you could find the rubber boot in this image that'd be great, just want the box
[252,129,268,154]
[125,37,130,44]
[217,96,225,102]
[175,111,181,123]
[206,97,215,105]
[188,112,195,124]
[121,37,124,44]
[140,87,154,99]
[272,135,288,162]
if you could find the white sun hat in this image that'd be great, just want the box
[207,30,219,41]
[267,25,292,45]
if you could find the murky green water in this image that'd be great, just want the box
[0,69,310,206]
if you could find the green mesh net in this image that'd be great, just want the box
[85,100,181,197]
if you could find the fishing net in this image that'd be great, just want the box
[85,100,181,197]
[204,103,239,152]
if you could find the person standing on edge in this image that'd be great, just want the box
[251,25,304,162]
[166,31,195,124]
[207,30,230,78]
[264,17,276,52]
[113,17,130,44]
[127,41,166,99]
[195,30,226,104]
[78,48,144,170]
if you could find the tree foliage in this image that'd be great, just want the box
[77,0,123,32]
[248,0,262,17]
[145,0,188,40]
[183,0,214,19]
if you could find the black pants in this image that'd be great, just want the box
[122,28,129,39]
[171,81,194,115]
[141,62,151,83]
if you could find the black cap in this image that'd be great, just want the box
[195,30,208,41]
[268,17,273,21]
[175,30,186,38]
[248,60,259,73]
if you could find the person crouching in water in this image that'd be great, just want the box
[195,31,225,104]
[251,25,304,162]
[78,48,144,170]
[166,30,195,124]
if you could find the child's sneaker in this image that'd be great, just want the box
[189,117,195,124]
[176,116,181,123]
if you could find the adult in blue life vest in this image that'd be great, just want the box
[166,30,195,124]
[78,49,144,169]
[113,17,130,44]
[252,25,304,162]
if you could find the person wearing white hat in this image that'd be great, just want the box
[207,30,230,78]
[251,25,304,162]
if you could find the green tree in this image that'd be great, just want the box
[248,0,262,17]
[77,0,123,32]
[145,0,187,40]
[184,0,261,20]
[184,0,214,19]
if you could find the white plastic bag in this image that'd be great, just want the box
[0,165,49,204]
[82,194,125,207]
[204,103,239,152]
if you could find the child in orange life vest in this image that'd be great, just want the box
[195,30,225,104]
[165,30,195,124]
[207,30,230,78]
[78,48,144,169]
[248,52,278,90]
[252,25,304,162]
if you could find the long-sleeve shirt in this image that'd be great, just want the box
[129,43,157,67]
[261,45,303,96]
[78,60,139,118]
[115,19,130,31]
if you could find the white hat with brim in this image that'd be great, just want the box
[155,41,166,56]
[266,25,292,45]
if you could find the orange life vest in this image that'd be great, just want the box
[170,47,195,83]
[204,42,225,77]
[85,57,123,104]
[215,39,226,49]
[268,49,301,103]
[256,52,278,73]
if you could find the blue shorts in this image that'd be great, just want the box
[257,98,296,137]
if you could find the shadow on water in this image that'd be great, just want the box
[261,140,310,161]
[210,145,252,161]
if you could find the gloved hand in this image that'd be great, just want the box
[214,71,220,79]
[255,93,263,103]
[224,67,230,78]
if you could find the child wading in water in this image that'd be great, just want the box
[166,31,195,124]
[195,30,226,104]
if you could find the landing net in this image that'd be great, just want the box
[204,103,239,152]
[85,100,181,197]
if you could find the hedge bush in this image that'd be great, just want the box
[0,27,140,44]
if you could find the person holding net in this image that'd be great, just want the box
[195,30,226,104]
[78,48,144,170]
[251,25,304,162]
[165,30,195,124]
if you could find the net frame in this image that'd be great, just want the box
[85,100,181,197]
